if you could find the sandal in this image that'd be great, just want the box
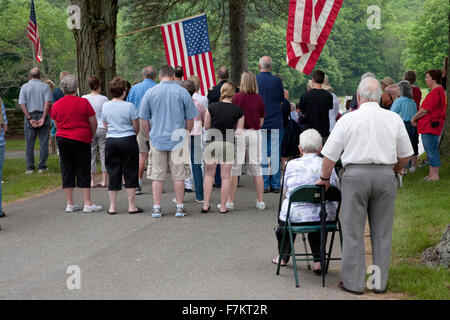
[312,268,322,276]
[219,209,229,214]
[201,206,211,214]
[128,207,144,214]
[107,211,117,215]
[272,257,286,267]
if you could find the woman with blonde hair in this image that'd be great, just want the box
[201,82,244,214]
[227,71,266,210]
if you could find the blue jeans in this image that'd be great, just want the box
[0,143,5,213]
[422,133,441,167]
[191,136,204,201]
[262,129,284,189]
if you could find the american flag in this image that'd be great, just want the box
[161,14,216,96]
[27,0,42,63]
[286,0,343,74]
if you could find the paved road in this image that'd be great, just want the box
[0,174,367,300]
[5,150,39,159]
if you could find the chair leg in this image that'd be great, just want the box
[277,228,287,276]
[301,233,312,270]
[289,231,299,288]
[338,219,343,248]
[325,231,336,274]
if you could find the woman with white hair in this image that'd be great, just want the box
[272,129,339,274]
[51,74,103,213]
[390,81,418,172]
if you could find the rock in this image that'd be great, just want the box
[422,225,450,268]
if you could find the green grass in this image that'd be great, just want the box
[2,154,61,203]
[389,158,450,300]
[6,138,40,151]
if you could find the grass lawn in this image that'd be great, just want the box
[2,154,61,204]
[6,137,40,151]
[389,158,450,300]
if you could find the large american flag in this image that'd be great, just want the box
[161,14,216,96]
[27,0,42,63]
[286,0,343,74]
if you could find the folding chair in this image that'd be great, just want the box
[275,185,342,288]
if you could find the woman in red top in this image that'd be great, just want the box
[412,70,447,181]
[51,74,103,213]
[228,71,266,210]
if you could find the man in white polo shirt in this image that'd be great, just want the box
[316,77,413,295]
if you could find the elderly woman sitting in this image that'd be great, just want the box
[272,129,340,274]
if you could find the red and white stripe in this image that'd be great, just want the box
[161,16,216,96]
[27,21,42,63]
[286,0,343,75]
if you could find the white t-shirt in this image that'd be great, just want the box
[193,92,208,110]
[101,101,138,138]
[329,92,340,132]
[82,93,109,129]
[321,102,414,167]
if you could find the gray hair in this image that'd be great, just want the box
[60,74,78,95]
[259,56,273,71]
[361,72,375,80]
[299,129,323,153]
[398,80,413,99]
[29,68,41,79]
[180,80,196,97]
[142,66,156,79]
[357,77,382,103]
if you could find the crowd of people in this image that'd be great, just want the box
[0,55,447,295]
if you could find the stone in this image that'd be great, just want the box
[422,225,450,268]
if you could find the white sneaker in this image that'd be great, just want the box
[256,201,266,210]
[66,204,81,213]
[409,167,416,173]
[83,204,103,213]
[25,170,34,175]
[217,202,234,210]
[38,168,49,174]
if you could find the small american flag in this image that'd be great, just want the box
[161,14,216,96]
[28,0,42,63]
[286,0,343,74]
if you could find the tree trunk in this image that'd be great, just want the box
[439,10,450,158]
[228,0,247,86]
[70,0,118,97]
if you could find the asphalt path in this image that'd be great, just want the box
[0,174,367,300]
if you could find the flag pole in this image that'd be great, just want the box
[31,41,37,67]
[116,12,207,39]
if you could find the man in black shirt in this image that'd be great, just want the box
[297,70,333,139]
[207,66,230,104]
